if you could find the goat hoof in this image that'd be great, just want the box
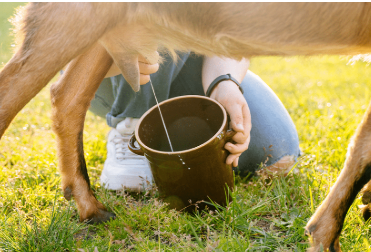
[63,186,72,201]
[362,205,371,221]
[86,209,116,224]
[362,191,371,204]
[305,221,342,252]
[305,223,316,237]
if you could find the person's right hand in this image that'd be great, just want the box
[209,80,251,167]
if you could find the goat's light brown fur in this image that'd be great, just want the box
[1,2,371,251]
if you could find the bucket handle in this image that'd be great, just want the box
[225,128,237,144]
[128,134,145,156]
[225,116,237,144]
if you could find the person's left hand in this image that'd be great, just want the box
[137,52,160,84]
[209,80,251,167]
[105,51,159,84]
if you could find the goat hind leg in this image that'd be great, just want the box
[51,43,114,224]
[0,2,112,139]
[305,101,371,252]
[360,180,371,220]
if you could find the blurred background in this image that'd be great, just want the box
[0,2,23,64]
[1,2,371,251]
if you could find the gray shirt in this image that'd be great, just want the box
[107,51,191,124]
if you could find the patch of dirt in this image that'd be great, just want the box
[255,219,281,233]
[74,227,97,241]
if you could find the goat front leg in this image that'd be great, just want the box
[305,101,371,252]
[51,43,115,224]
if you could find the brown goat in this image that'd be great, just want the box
[1,3,371,251]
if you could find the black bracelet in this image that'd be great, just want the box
[205,73,244,97]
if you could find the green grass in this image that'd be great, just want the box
[1,3,371,251]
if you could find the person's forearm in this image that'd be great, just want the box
[202,56,250,94]
[201,56,251,166]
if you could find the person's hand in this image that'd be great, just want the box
[105,51,159,84]
[137,52,160,84]
[209,81,251,167]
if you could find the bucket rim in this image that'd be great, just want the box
[134,95,228,155]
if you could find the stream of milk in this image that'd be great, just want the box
[149,79,174,152]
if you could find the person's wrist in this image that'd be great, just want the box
[209,80,240,99]
[205,73,243,98]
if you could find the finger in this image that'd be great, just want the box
[138,61,159,75]
[232,131,247,145]
[228,103,245,133]
[225,135,250,154]
[139,74,150,85]
[138,51,159,65]
[233,157,239,167]
[138,54,150,64]
[232,104,251,144]
[229,106,245,132]
[226,153,241,165]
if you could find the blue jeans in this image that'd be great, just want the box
[89,54,300,177]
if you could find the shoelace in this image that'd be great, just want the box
[112,134,144,160]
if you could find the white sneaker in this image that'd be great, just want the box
[100,118,153,191]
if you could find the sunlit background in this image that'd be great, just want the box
[1,3,371,251]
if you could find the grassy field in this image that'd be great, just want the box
[1,3,371,251]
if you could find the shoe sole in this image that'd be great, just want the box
[100,172,152,192]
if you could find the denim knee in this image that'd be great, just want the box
[88,78,115,119]
[234,71,300,177]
